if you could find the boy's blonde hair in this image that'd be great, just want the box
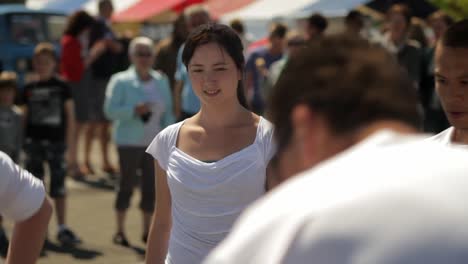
[0,71,17,91]
[34,42,57,60]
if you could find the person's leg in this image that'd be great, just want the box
[82,121,96,175]
[70,81,89,178]
[100,121,116,173]
[114,147,139,246]
[140,151,156,243]
[48,143,81,245]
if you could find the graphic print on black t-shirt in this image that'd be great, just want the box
[23,77,72,141]
[28,87,62,126]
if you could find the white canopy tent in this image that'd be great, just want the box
[25,0,140,15]
[293,0,371,18]
[221,0,317,21]
[220,0,370,39]
[221,0,370,21]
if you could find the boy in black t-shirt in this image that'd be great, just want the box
[22,43,81,246]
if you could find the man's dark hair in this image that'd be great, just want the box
[63,10,95,37]
[98,0,112,11]
[440,19,468,48]
[269,23,288,39]
[230,19,245,35]
[387,4,412,25]
[308,13,328,34]
[429,10,454,27]
[345,10,364,28]
[268,35,420,152]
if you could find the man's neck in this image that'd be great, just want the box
[453,128,468,145]
[353,120,417,144]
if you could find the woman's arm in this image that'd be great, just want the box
[64,99,77,168]
[145,161,172,264]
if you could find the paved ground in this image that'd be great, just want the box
[3,138,148,264]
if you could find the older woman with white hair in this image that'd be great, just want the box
[104,36,175,247]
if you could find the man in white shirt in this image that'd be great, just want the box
[0,151,52,264]
[204,35,468,264]
[430,19,468,147]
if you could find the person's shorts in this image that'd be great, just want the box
[88,76,109,122]
[24,140,67,198]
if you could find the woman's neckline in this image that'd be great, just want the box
[173,116,264,166]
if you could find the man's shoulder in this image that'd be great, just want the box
[427,127,453,144]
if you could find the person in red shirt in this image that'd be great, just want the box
[60,10,105,178]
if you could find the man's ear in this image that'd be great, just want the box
[291,105,315,158]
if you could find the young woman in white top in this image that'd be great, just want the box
[145,23,276,264]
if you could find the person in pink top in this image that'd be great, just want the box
[60,10,105,178]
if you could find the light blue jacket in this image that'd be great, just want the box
[104,67,175,146]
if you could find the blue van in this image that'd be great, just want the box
[0,4,66,85]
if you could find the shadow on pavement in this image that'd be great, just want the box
[42,240,103,260]
[130,245,146,256]
[73,175,117,191]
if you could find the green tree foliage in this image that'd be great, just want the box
[430,0,468,20]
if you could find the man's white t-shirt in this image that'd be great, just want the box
[0,151,45,221]
[429,127,468,150]
[204,130,468,264]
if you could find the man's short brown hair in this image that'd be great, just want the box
[0,71,17,91]
[268,35,420,152]
[33,42,56,60]
[387,4,412,25]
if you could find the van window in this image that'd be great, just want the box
[9,14,46,44]
[46,15,66,43]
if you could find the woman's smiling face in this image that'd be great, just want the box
[188,42,241,106]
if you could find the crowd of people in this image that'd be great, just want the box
[1,0,468,263]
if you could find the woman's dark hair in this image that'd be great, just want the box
[268,35,420,153]
[182,23,248,108]
[63,10,95,37]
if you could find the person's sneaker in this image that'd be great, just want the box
[113,232,130,247]
[57,228,82,246]
[0,229,9,257]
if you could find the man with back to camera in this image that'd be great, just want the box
[429,19,468,148]
[204,34,468,264]
[0,151,52,264]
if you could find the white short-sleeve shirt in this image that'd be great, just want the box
[0,151,45,221]
[429,127,468,150]
[146,117,275,264]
